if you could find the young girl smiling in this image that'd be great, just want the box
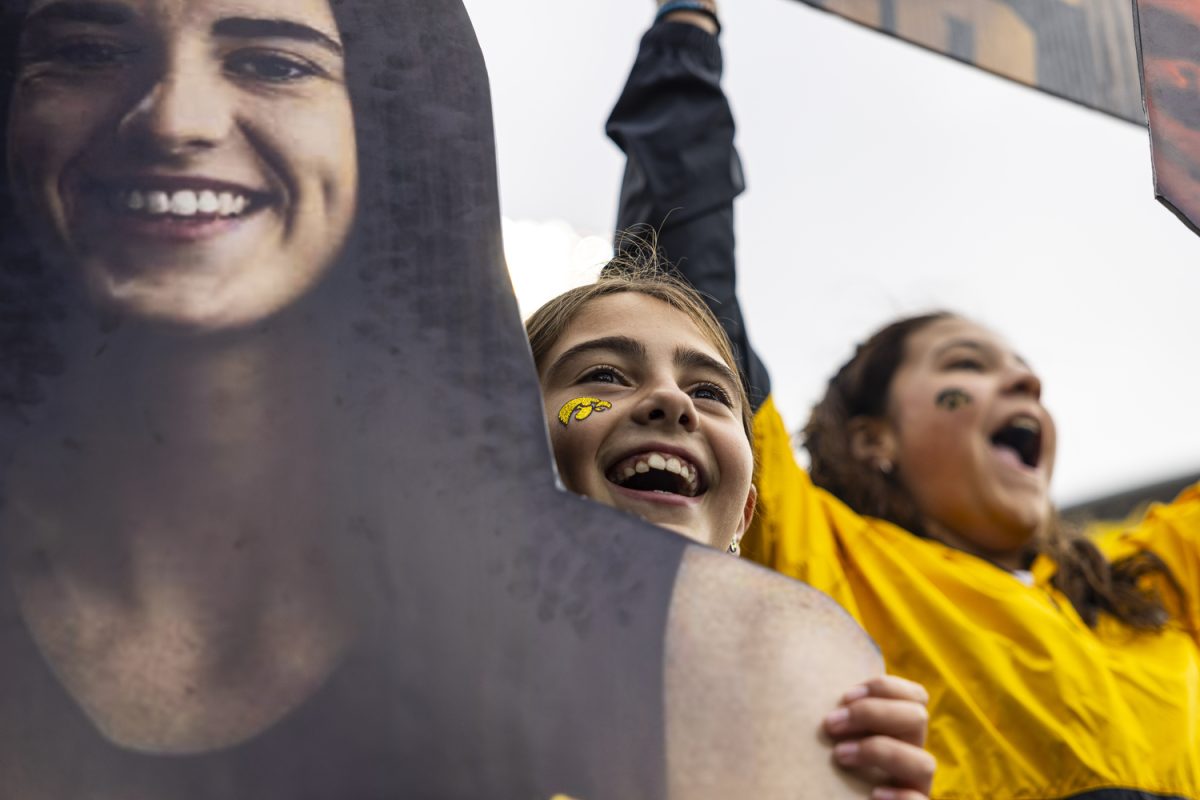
[527,260,937,800]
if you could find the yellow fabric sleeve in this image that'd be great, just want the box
[1092,483,1200,641]
[742,394,864,624]
[743,394,1200,799]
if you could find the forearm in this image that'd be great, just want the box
[606,17,770,408]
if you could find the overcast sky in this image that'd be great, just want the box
[462,0,1200,507]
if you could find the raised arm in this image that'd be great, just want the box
[606,4,770,410]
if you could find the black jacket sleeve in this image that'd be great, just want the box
[606,21,770,412]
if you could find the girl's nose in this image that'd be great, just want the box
[118,57,234,156]
[1002,363,1042,401]
[633,384,699,433]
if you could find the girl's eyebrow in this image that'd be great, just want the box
[934,338,1029,369]
[934,339,990,358]
[675,347,740,392]
[545,336,644,380]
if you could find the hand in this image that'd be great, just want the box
[824,675,936,800]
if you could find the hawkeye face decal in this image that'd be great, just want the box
[558,397,613,427]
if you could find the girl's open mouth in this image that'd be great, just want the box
[989,414,1043,470]
[606,450,706,498]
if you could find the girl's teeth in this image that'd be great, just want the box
[647,454,667,470]
[126,190,145,211]
[218,193,236,215]
[232,195,247,214]
[666,457,682,474]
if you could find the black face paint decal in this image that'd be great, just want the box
[937,388,973,411]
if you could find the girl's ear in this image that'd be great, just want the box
[847,416,897,472]
[736,483,757,541]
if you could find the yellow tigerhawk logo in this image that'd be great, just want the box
[557,397,612,426]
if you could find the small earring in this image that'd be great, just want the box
[878,458,893,475]
[727,536,741,556]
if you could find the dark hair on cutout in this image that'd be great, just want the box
[804,312,1178,632]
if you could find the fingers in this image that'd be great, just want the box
[871,789,931,800]
[824,696,929,747]
[834,736,936,795]
[846,675,930,706]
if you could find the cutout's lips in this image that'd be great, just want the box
[606,449,706,498]
[989,413,1043,469]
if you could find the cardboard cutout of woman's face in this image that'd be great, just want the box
[8,0,359,330]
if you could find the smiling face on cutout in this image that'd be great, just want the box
[7,0,357,330]
[538,292,756,551]
[867,317,1057,568]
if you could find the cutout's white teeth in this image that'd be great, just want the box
[666,457,682,474]
[113,188,253,218]
[648,453,667,471]
[146,191,170,215]
[197,190,220,214]
[170,190,198,216]
[635,461,650,474]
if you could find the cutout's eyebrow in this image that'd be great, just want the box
[18,5,344,59]
[213,17,344,57]
[544,336,645,380]
[675,347,741,395]
[22,1,133,28]
[934,338,1029,369]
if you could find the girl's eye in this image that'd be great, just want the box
[226,51,322,82]
[581,366,626,385]
[692,382,733,407]
[947,358,984,372]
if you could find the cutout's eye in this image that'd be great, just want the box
[26,38,140,70]
[226,50,322,82]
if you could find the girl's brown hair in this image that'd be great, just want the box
[804,312,1176,631]
[525,248,753,439]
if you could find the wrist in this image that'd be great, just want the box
[655,0,721,34]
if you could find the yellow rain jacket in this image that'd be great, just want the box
[746,396,1200,800]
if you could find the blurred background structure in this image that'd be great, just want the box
[462,0,1200,513]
